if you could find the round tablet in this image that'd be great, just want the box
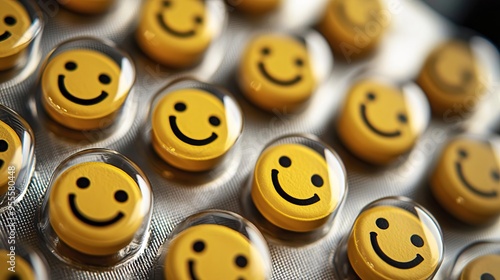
[251,142,343,232]
[0,120,22,193]
[418,40,485,115]
[337,79,429,164]
[347,205,442,280]
[49,161,145,256]
[136,0,213,68]
[41,49,131,130]
[238,33,316,112]
[151,88,242,171]
[164,224,266,280]
[431,136,500,224]
[460,254,500,280]
[0,0,32,70]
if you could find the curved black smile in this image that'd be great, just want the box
[169,116,218,146]
[271,169,320,206]
[258,62,302,86]
[0,160,4,169]
[69,194,124,227]
[0,31,12,42]
[455,162,498,198]
[370,232,424,269]
[58,75,109,106]
[157,13,196,38]
[188,260,200,280]
[360,104,401,138]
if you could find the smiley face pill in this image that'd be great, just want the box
[347,200,443,280]
[164,224,267,280]
[0,249,36,280]
[136,0,214,68]
[337,78,430,164]
[251,137,347,232]
[460,254,500,280]
[48,161,146,256]
[0,0,34,71]
[151,87,243,172]
[238,33,317,112]
[318,0,388,59]
[41,46,134,131]
[418,40,486,115]
[0,120,22,193]
[431,136,500,224]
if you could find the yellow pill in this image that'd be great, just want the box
[0,249,35,280]
[418,40,485,115]
[347,205,442,280]
[49,162,145,256]
[460,254,500,280]
[431,137,500,224]
[151,88,242,172]
[0,120,22,194]
[318,0,388,59]
[41,49,131,131]
[0,0,32,71]
[165,224,266,280]
[337,79,428,164]
[251,143,342,232]
[238,34,316,112]
[232,0,281,15]
[57,0,115,14]
[136,0,213,68]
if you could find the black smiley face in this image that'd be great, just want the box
[69,176,128,227]
[360,92,408,138]
[58,61,111,106]
[370,217,425,269]
[0,139,8,169]
[157,0,205,38]
[0,15,16,42]
[455,148,499,198]
[271,155,323,206]
[189,240,248,280]
[169,101,220,146]
[258,46,304,86]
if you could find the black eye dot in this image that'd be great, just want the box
[235,255,247,268]
[411,234,424,248]
[99,74,111,85]
[76,177,90,189]
[481,273,495,280]
[398,113,408,124]
[0,140,8,152]
[8,275,20,280]
[295,58,304,67]
[209,116,220,127]
[114,190,128,203]
[193,240,205,253]
[4,16,16,26]
[458,149,468,158]
[162,0,171,7]
[367,92,376,101]
[174,102,186,112]
[376,218,389,230]
[279,156,291,168]
[491,170,500,182]
[194,16,203,24]
[261,47,270,56]
[311,174,323,187]
[65,61,77,71]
